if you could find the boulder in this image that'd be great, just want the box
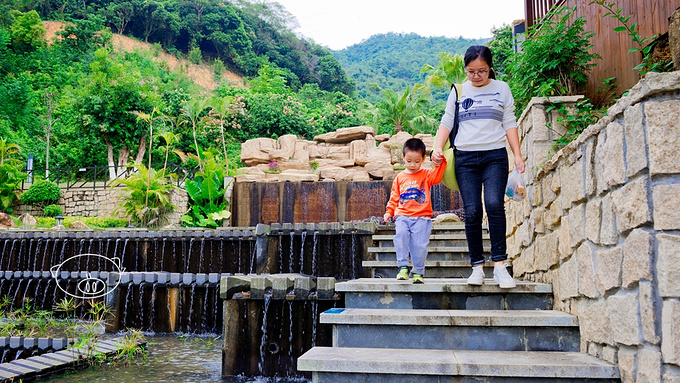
[69,220,90,229]
[365,161,395,180]
[18,213,38,227]
[356,146,392,166]
[242,167,265,175]
[314,126,375,144]
[236,174,265,183]
[384,131,414,149]
[241,138,277,166]
[309,144,351,161]
[433,213,462,225]
[349,140,368,161]
[278,161,309,171]
[280,170,320,182]
[375,134,390,142]
[314,159,355,168]
[319,166,352,181]
[293,140,310,162]
[350,168,371,182]
[0,212,14,228]
[270,134,297,161]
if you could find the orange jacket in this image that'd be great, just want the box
[385,159,447,218]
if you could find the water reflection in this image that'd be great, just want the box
[38,335,310,383]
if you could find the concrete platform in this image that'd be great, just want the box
[372,233,491,248]
[298,347,620,382]
[337,279,553,310]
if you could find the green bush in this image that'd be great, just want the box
[507,6,600,116]
[20,180,60,209]
[43,204,62,217]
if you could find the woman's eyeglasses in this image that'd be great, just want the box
[466,69,489,77]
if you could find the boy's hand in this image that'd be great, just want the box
[383,213,392,223]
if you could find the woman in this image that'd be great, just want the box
[431,45,525,288]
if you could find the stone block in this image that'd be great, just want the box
[557,255,578,300]
[637,346,662,382]
[653,183,680,231]
[612,176,651,234]
[585,140,597,196]
[622,229,653,287]
[542,174,557,206]
[646,100,680,175]
[607,292,642,346]
[577,242,599,298]
[663,299,680,365]
[639,282,659,345]
[595,247,622,293]
[600,194,617,245]
[316,277,336,300]
[532,208,545,235]
[618,347,637,383]
[558,221,571,261]
[624,103,647,177]
[545,199,562,228]
[603,122,626,186]
[564,158,586,205]
[595,130,609,195]
[658,233,680,297]
[580,300,612,344]
[585,199,601,244]
[568,204,585,249]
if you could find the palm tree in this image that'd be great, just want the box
[180,98,208,172]
[156,131,180,175]
[421,52,467,89]
[0,138,22,167]
[132,107,166,211]
[208,96,234,174]
[378,85,436,133]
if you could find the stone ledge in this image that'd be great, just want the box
[319,308,578,327]
[335,278,553,294]
[298,347,620,379]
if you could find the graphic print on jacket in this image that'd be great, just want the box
[459,92,504,123]
[399,179,427,205]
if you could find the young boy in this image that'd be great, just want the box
[383,138,447,283]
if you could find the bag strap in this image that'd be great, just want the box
[449,84,460,149]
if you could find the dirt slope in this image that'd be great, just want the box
[43,21,245,90]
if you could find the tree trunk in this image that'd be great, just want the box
[135,135,147,164]
[105,136,118,181]
[117,146,130,178]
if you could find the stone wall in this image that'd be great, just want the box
[506,71,680,382]
[14,187,189,225]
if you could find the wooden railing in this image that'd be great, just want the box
[524,0,566,27]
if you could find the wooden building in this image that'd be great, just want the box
[524,0,680,96]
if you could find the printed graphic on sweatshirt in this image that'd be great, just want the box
[459,92,504,123]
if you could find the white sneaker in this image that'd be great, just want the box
[494,264,516,289]
[467,266,485,285]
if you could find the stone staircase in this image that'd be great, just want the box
[298,223,621,382]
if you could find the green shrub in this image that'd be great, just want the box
[188,47,202,64]
[507,6,600,116]
[20,180,61,209]
[43,204,62,217]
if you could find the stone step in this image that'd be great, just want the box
[363,260,500,278]
[322,308,579,352]
[337,278,553,310]
[297,347,620,382]
[367,246,491,262]
[372,233,491,249]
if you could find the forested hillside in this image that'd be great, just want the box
[333,33,488,103]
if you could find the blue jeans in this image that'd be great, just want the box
[454,148,509,266]
[393,216,432,275]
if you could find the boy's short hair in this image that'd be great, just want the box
[402,138,426,157]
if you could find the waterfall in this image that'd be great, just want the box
[311,300,318,348]
[11,279,23,308]
[278,234,283,274]
[198,239,205,274]
[258,292,272,374]
[138,282,146,330]
[17,240,25,270]
[121,285,133,329]
[160,238,166,272]
[351,233,357,280]
[150,282,157,333]
[120,239,129,270]
[0,239,9,269]
[289,232,294,273]
[41,279,52,310]
[32,239,41,271]
[299,231,307,274]
[188,283,196,333]
[312,232,319,277]
[200,284,209,333]
[187,238,195,273]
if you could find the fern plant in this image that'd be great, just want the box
[181,153,231,228]
[109,162,178,228]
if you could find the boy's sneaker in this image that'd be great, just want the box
[467,266,485,285]
[396,267,409,280]
[412,273,424,284]
[493,264,516,289]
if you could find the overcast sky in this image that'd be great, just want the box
[273,0,526,50]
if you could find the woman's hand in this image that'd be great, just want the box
[515,156,526,173]
[431,147,444,167]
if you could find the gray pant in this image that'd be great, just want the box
[394,216,432,275]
